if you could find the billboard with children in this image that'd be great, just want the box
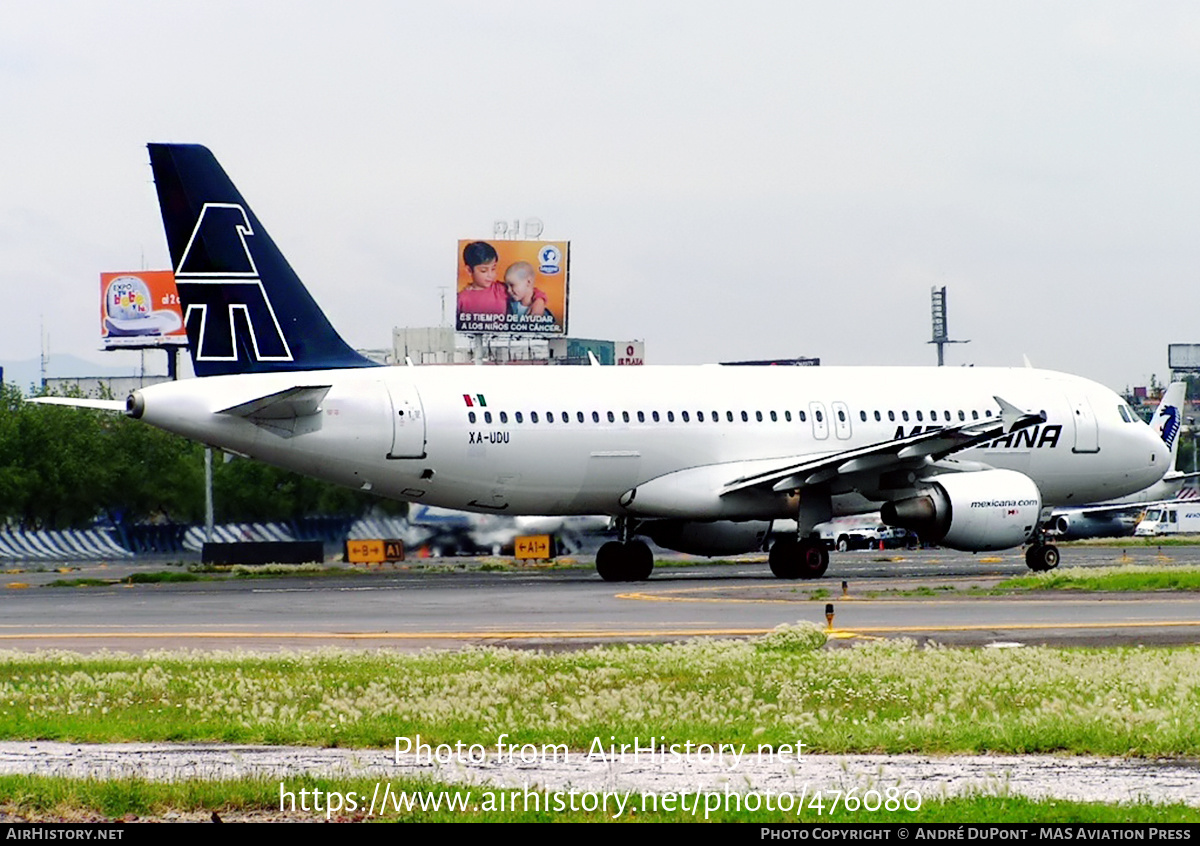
[100,271,187,349]
[455,239,569,335]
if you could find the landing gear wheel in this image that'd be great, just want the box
[596,541,625,582]
[769,537,799,579]
[595,540,655,582]
[769,538,829,579]
[627,540,654,581]
[798,541,829,579]
[1025,543,1060,572]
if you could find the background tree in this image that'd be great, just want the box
[0,389,405,529]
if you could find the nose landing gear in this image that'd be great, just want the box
[1024,541,1060,572]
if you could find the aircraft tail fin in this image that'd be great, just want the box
[1150,381,1187,465]
[147,144,378,377]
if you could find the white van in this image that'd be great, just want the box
[816,515,914,551]
[1134,506,1200,537]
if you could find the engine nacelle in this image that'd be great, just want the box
[880,469,1041,551]
[641,520,771,556]
[1048,512,1136,541]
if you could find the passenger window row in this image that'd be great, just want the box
[465,407,997,426]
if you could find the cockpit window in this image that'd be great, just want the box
[1118,405,1132,423]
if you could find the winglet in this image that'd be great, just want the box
[994,395,1045,433]
[1150,381,1187,456]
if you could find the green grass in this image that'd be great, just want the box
[48,571,204,588]
[45,578,114,588]
[125,571,202,584]
[1065,537,1200,547]
[999,565,1200,592]
[228,563,330,577]
[837,565,1200,598]
[2,631,1198,822]
[0,631,1198,756]
[0,774,1196,822]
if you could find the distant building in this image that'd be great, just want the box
[392,327,644,366]
[43,375,172,398]
[720,357,820,366]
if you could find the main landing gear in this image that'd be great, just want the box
[768,536,829,580]
[1024,541,1060,572]
[596,540,654,582]
[596,517,654,582]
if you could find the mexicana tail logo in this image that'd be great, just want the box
[1157,404,1182,450]
[173,202,293,364]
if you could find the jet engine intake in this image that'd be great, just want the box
[880,469,1041,551]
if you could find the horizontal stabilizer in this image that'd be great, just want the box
[217,386,331,420]
[28,397,126,413]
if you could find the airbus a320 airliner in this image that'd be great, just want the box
[39,145,1170,581]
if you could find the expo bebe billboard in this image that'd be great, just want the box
[455,240,569,335]
[100,271,187,349]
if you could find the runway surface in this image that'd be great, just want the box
[1,544,1198,650]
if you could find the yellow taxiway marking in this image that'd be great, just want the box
[618,585,1200,605]
[617,576,1011,603]
[840,620,1200,633]
[3,618,1200,643]
[0,629,772,641]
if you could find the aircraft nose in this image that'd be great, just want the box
[1146,425,1171,480]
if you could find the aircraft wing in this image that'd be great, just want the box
[720,395,1042,496]
[1063,491,1200,519]
[622,396,1044,520]
[1163,470,1200,484]
[1055,501,1148,519]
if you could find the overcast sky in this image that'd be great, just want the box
[2,1,1198,391]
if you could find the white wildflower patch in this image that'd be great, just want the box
[756,622,828,653]
[0,643,1197,756]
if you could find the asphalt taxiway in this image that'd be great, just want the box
[1,545,1198,651]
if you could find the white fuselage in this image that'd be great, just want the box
[131,365,1168,520]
